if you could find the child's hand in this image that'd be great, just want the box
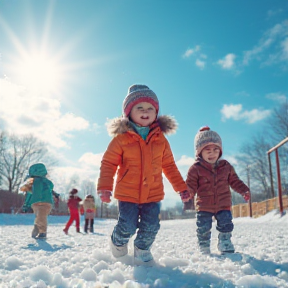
[184,198,195,211]
[180,190,191,202]
[98,190,112,203]
[243,191,250,202]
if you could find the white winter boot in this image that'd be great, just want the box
[218,232,235,254]
[110,239,128,258]
[134,246,155,266]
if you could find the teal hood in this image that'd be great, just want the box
[29,163,47,177]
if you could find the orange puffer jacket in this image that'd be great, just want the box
[97,115,187,204]
[186,157,249,213]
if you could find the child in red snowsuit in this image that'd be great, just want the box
[63,189,82,234]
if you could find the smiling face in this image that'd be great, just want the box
[201,144,221,164]
[130,102,157,127]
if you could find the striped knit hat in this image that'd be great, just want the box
[122,84,159,117]
[194,126,222,157]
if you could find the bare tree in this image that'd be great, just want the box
[65,174,80,196]
[236,101,288,202]
[266,101,288,143]
[236,134,272,200]
[266,100,288,196]
[80,179,96,197]
[0,133,55,193]
[0,131,5,186]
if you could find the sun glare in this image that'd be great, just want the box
[14,51,64,94]
[0,6,67,96]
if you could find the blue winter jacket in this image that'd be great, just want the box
[26,163,54,206]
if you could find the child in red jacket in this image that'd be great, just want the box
[63,188,82,234]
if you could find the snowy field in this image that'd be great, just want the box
[0,210,287,288]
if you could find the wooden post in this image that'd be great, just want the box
[268,153,275,198]
[275,149,284,215]
[267,137,288,216]
[247,165,253,217]
[101,201,103,218]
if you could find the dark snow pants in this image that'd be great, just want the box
[196,210,234,244]
[112,201,161,250]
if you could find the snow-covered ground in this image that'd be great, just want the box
[0,210,287,288]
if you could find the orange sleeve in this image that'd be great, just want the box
[97,137,123,192]
[162,138,187,193]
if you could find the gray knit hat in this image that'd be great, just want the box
[122,84,159,117]
[194,126,222,157]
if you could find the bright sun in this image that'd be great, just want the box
[1,10,67,96]
[14,51,64,94]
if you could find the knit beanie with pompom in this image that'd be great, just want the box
[194,126,222,158]
[122,84,159,117]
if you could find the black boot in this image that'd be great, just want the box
[31,225,39,238]
[36,233,47,239]
[90,219,94,233]
[84,219,89,233]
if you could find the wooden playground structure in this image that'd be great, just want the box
[233,137,288,218]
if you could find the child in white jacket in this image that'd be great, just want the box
[82,195,96,233]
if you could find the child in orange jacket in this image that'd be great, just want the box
[97,84,188,265]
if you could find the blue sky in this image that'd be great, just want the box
[0,0,287,206]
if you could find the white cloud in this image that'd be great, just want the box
[0,77,91,148]
[221,104,271,123]
[176,155,195,167]
[217,53,236,69]
[195,59,205,69]
[281,37,288,60]
[49,152,104,195]
[266,92,287,103]
[183,46,207,69]
[224,155,238,166]
[79,152,103,167]
[183,49,194,58]
[182,45,200,58]
[267,9,283,19]
[243,20,288,66]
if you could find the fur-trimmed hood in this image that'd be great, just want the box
[106,115,178,137]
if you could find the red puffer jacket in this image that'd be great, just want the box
[67,196,82,211]
[186,158,249,213]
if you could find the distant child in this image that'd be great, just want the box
[185,126,250,254]
[81,194,96,233]
[97,84,188,265]
[63,189,82,234]
[19,163,54,239]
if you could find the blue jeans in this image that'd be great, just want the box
[196,210,234,244]
[111,201,161,250]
